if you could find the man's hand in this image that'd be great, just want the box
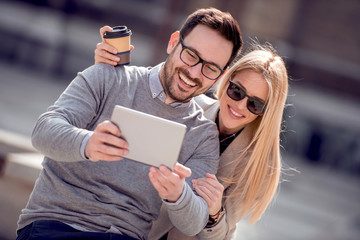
[85,120,129,162]
[149,163,191,202]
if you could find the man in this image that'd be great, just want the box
[17,8,242,240]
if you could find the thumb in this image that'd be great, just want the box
[174,163,191,178]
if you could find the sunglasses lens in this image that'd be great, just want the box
[247,99,264,115]
[227,81,245,101]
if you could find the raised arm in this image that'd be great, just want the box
[32,64,128,162]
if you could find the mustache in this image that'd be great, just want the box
[178,67,202,87]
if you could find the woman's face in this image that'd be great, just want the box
[218,69,269,135]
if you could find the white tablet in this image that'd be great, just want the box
[110,105,187,170]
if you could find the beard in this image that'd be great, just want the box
[161,57,204,103]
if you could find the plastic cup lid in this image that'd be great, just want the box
[104,26,132,39]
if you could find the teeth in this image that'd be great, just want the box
[230,107,242,117]
[179,73,196,87]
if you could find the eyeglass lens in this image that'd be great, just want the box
[180,38,222,80]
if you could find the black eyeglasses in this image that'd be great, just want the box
[179,37,225,80]
[227,80,266,115]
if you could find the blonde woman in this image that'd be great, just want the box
[95,35,289,239]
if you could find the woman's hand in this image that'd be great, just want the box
[192,173,224,215]
[94,25,134,66]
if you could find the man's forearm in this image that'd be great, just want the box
[164,183,209,236]
[32,112,90,162]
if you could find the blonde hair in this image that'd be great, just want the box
[215,43,289,224]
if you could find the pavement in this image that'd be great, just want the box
[1,61,360,240]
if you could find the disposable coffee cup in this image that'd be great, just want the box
[103,26,132,66]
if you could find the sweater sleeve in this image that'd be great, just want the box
[164,182,209,236]
[31,64,113,162]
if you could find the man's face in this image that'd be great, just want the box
[160,24,233,104]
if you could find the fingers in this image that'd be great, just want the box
[97,42,118,55]
[149,167,168,196]
[96,25,118,66]
[195,173,223,189]
[96,120,121,137]
[148,165,185,202]
[192,174,224,215]
[193,183,212,202]
[99,133,128,153]
[149,167,174,200]
[155,166,178,187]
[193,177,224,194]
[85,121,129,162]
[95,42,119,65]
[88,149,125,162]
[206,172,217,180]
[193,182,220,215]
[193,179,221,198]
[100,25,113,41]
[174,163,191,178]
[86,134,128,162]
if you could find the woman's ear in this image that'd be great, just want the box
[167,31,180,54]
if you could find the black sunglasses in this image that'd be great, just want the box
[227,80,266,115]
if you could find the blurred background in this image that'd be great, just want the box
[0,0,359,239]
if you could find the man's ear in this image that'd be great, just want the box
[167,31,180,54]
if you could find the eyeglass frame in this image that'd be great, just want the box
[179,36,226,80]
[227,80,266,115]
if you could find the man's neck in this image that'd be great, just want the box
[158,65,173,104]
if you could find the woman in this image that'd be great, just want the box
[94,27,289,240]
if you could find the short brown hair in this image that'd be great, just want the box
[179,8,243,67]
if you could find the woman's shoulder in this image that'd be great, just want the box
[194,94,219,121]
[194,94,218,110]
[194,94,216,103]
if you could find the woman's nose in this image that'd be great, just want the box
[236,96,248,112]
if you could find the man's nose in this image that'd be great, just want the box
[186,62,203,79]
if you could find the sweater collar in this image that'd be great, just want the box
[149,63,191,108]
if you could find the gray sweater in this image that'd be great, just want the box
[17,63,220,240]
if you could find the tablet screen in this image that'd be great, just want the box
[110,105,187,170]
